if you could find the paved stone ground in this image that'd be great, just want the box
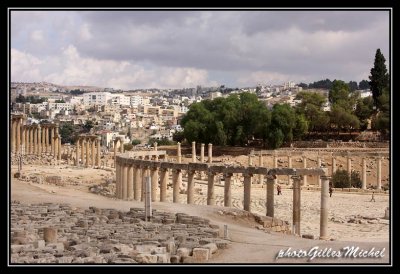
[10,201,230,264]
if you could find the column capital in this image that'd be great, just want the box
[266,174,276,181]
[320,175,331,180]
[224,172,233,177]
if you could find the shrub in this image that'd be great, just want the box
[131,139,141,146]
[351,170,362,188]
[124,143,133,151]
[332,170,351,188]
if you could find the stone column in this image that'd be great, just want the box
[273,152,278,185]
[332,156,337,175]
[292,175,301,235]
[45,127,49,154]
[224,173,233,207]
[85,139,90,167]
[192,141,196,162]
[54,136,58,162]
[154,142,158,161]
[347,156,352,173]
[173,169,181,203]
[50,127,55,156]
[317,157,322,187]
[247,154,252,166]
[75,139,80,166]
[141,167,149,202]
[127,165,134,200]
[57,137,61,161]
[151,168,159,202]
[200,143,205,163]
[134,166,141,201]
[11,119,16,153]
[29,126,35,154]
[37,125,42,156]
[258,154,263,184]
[207,171,215,206]
[113,140,117,167]
[177,142,182,163]
[122,164,128,200]
[21,126,25,155]
[33,126,38,154]
[81,139,85,166]
[287,155,292,185]
[16,118,21,153]
[159,168,168,202]
[207,143,212,163]
[115,162,120,198]
[41,125,45,153]
[24,126,29,155]
[243,174,252,212]
[320,175,330,240]
[266,175,275,217]
[187,170,195,204]
[377,157,382,190]
[302,155,307,186]
[91,138,95,167]
[96,137,101,167]
[362,157,367,190]
[120,140,124,153]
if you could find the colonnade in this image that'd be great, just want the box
[115,154,330,239]
[74,135,102,167]
[11,114,61,160]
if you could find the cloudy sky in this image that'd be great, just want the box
[10,9,390,89]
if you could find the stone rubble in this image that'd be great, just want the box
[10,201,230,264]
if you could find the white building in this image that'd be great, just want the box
[130,95,143,106]
[111,94,130,106]
[48,103,72,111]
[83,92,112,105]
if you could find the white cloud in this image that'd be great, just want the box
[11,45,217,89]
[11,49,43,82]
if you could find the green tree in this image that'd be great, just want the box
[131,139,141,146]
[83,120,94,133]
[172,131,185,143]
[351,171,362,188]
[332,170,351,188]
[59,122,75,144]
[369,49,389,108]
[355,96,374,130]
[359,80,370,90]
[268,104,296,147]
[348,81,358,92]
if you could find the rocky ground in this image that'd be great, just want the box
[10,201,229,264]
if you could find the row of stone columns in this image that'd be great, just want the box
[11,115,61,160]
[75,136,101,167]
[180,142,213,163]
[115,157,330,239]
[252,153,385,190]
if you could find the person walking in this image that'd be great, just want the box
[329,186,333,197]
[277,185,282,195]
[370,191,376,202]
